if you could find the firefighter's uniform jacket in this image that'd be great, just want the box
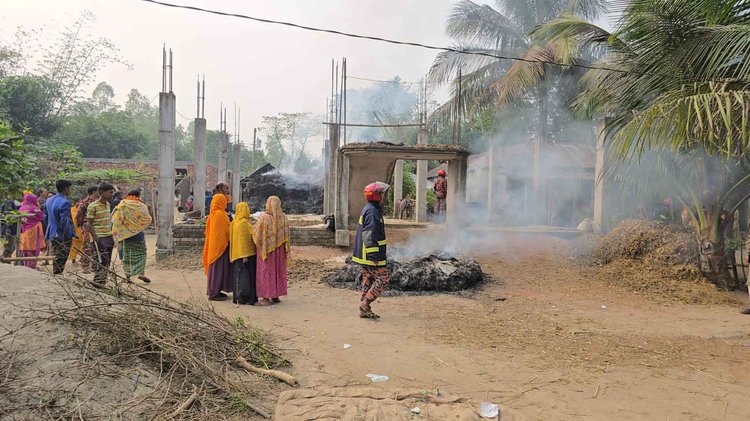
[352,202,387,266]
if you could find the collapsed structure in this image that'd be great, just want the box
[241,163,323,214]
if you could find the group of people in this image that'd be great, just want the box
[202,182,290,306]
[2,176,395,319]
[0,180,153,285]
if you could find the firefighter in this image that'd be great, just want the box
[433,169,448,222]
[352,181,390,319]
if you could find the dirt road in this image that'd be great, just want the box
[140,234,750,420]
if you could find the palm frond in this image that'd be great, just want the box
[491,38,580,106]
[428,46,505,84]
[609,83,750,158]
[532,13,627,52]
[447,1,528,50]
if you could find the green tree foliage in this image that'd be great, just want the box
[54,110,148,158]
[0,121,29,198]
[0,75,60,137]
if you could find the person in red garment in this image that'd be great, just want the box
[433,169,448,222]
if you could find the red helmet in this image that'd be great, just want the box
[437,169,446,177]
[364,181,390,202]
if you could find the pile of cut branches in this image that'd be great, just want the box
[1,270,294,420]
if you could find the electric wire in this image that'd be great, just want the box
[139,0,632,75]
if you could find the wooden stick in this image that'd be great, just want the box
[241,398,271,419]
[168,386,199,419]
[236,356,298,387]
[1,256,56,262]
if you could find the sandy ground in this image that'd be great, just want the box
[117,234,750,420]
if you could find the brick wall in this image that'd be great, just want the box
[83,158,219,205]
[173,224,336,252]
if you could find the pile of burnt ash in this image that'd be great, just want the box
[322,253,485,295]
[242,170,323,214]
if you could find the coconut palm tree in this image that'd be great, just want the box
[534,0,750,286]
[429,0,606,223]
[428,0,606,136]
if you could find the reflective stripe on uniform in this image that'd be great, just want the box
[352,256,387,266]
[365,246,379,253]
[378,240,387,246]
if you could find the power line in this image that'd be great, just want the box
[347,75,439,85]
[139,0,631,75]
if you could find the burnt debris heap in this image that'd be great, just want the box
[241,164,323,214]
[324,253,484,294]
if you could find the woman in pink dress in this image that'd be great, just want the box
[18,193,46,269]
[252,196,290,306]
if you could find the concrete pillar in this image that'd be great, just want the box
[156,91,176,256]
[532,134,546,224]
[392,159,404,218]
[323,140,330,214]
[334,151,350,246]
[232,143,241,206]
[327,125,339,217]
[416,129,428,223]
[593,119,606,230]
[446,157,468,226]
[194,118,207,216]
[218,133,228,183]
[487,145,495,213]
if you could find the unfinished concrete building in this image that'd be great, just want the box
[329,142,469,246]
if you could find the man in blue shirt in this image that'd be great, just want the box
[45,179,75,274]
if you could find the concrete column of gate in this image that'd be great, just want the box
[593,119,606,230]
[218,133,228,183]
[323,140,330,214]
[328,125,340,218]
[156,92,176,257]
[232,143,241,206]
[193,118,207,216]
[415,129,428,223]
[446,156,468,225]
[334,151,350,246]
[392,159,404,218]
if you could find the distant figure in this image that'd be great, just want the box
[433,169,447,222]
[203,193,232,301]
[110,189,124,213]
[45,180,75,274]
[186,191,194,212]
[87,183,115,285]
[229,202,258,305]
[1,196,19,259]
[174,188,181,225]
[112,189,153,284]
[396,198,415,220]
[75,186,100,273]
[253,196,290,306]
[352,182,389,319]
[18,193,45,269]
[216,182,233,213]
[204,190,215,215]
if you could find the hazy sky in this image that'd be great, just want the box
[3,0,616,156]
[3,1,461,148]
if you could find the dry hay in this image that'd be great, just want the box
[590,219,699,268]
[0,265,292,420]
[569,219,739,305]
